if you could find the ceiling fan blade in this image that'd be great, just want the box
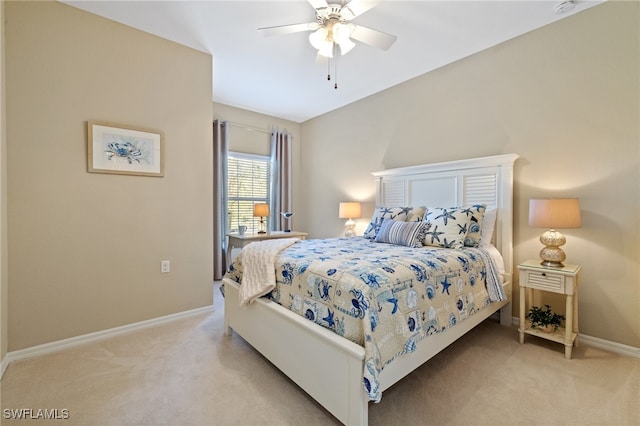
[308,0,329,10]
[341,0,381,20]
[258,22,319,37]
[350,25,397,51]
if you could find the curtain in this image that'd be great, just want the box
[213,120,229,280]
[270,130,292,231]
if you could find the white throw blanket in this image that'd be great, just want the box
[238,237,300,306]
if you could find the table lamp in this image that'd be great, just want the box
[339,202,362,237]
[528,198,581,267]
[253,203,269,234]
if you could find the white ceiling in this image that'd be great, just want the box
[63,0,605,123]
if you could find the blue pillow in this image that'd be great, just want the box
[374,219,430,248]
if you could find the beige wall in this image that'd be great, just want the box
[213,103,303,231]
[5,2,213,350]
[301,2,639,347]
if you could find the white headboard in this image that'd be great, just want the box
[371,153,519,281]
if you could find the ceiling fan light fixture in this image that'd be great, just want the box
[309,25,335,58]
[337,38,355,55]
[332,22,352,42]
[309,27,329,50]
[317,41,334,58]
[333,22,355,55]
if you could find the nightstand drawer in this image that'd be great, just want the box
[525,271,565,292]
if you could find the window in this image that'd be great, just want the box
[227,152,271,233]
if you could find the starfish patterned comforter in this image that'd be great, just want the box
[223,237,505,403]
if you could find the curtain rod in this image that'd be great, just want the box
[229,121,271,135]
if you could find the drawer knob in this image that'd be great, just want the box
[541,272,546,277]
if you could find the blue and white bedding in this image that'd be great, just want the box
[223,237,505,403]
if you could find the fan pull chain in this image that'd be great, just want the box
[323,45,339,89]
[333,44,338,90]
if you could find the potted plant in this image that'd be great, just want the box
[526,304,565,332]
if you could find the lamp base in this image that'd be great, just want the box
[257,217,266,234]
[344,219,356,238]
[540,259,565,267]
[539,229,567,267]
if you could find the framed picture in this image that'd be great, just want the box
[87,121,164,177]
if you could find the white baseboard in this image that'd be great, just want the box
[578,333,640,358]
[512,317,640,359]
[1,305,213,380]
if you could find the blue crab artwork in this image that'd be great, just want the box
[105,140,144,164]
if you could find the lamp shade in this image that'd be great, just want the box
[253,203,269,217]
[529,198,581,229]
[339,202,362,219]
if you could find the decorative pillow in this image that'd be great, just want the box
[462,204,487,247]
[375,219,430,248]
[480,208,497,246]
[406,206,428,222]
[363,206,411,239]
[423,207,471,249]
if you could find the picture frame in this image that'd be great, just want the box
[87,121,164,177]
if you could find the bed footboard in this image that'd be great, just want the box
[222,276,511,425]
[223,278,369,426]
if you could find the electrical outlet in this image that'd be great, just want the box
[161,260,170,273]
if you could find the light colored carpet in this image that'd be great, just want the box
[2,283,638,426]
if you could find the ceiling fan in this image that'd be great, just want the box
[258,0,397,59]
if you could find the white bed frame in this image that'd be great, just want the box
[223,153,519,425]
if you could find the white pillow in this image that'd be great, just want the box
[406,206,427,222]
[480,208,497,246]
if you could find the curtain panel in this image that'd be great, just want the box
[270,130,292,232]
[213,120,229,280]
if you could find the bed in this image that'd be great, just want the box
[221,153,519,425]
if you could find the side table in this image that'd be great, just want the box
[226,231,307,268]
[517,259,581,359]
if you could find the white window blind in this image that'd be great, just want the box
[227,152,271,233]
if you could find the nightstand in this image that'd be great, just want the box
[226,231,307,268]
[517,259,582,359]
